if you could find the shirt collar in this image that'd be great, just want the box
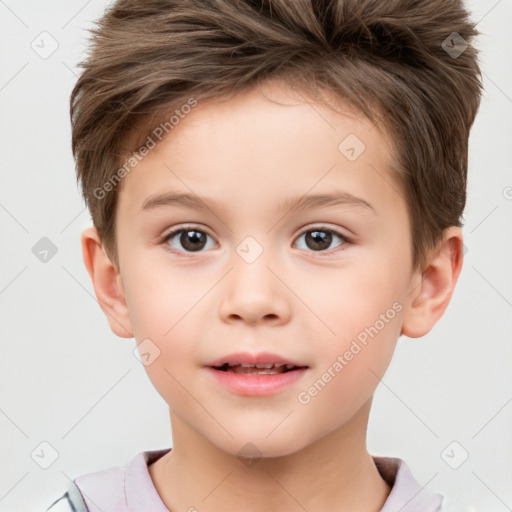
[373,456,444,512]
[125,449,444,512]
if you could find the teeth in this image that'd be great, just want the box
[226,362,289,369]
[219,362,299,375]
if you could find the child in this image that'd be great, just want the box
[47,0,482,510]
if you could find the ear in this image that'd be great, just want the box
[81,226,134,338]
[402,226,464,338]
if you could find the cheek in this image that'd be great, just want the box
[297,263,404,407]
[131,309,203,411]
[122,262,207,394]
[295,317,400,435]
[302,259,405,342]
[123,255,205,338]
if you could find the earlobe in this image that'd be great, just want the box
[401,227,464,338]
[81,226,134,338]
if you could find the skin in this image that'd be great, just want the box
[82,80,463,511]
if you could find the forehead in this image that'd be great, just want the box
[161,82,389,158]
[117,81,401,220]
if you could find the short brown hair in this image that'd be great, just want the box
[70,0,483,270]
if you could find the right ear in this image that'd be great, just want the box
[81,226,134,338]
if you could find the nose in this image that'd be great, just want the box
[218,246,291,326]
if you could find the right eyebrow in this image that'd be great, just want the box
[141,192,219,213]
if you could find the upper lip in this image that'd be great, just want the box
[206,351,308,368]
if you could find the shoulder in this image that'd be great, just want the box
[73,465,127,511]
[44,449,170,512]
[45,481,89,511]
[44,464,126,512]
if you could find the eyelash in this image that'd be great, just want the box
[160,225,353,257]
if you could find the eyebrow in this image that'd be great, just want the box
[140,190,375,214]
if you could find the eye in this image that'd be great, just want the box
[294,227,350,254]
[162,226,217,254]
[161,225,351,256]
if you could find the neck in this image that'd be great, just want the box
[149,399,391,512]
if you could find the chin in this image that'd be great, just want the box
[209,428,315,462]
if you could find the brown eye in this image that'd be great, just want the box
[295,227,348,253]
[163,228,215,253]
[306,230,332,251]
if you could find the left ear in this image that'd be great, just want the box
[402,226,464,338]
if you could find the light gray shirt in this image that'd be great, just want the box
[47,448,444,511]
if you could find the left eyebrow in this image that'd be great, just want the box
[279,192,375,215]
[140,190,375,214]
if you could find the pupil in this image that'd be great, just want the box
[181,230,206,251]
[306,230,332,251]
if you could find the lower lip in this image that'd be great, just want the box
[205,367,308,396]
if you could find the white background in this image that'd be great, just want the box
[0,1,511,510]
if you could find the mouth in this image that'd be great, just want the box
[211,362,307,375]
[205,352,310,395]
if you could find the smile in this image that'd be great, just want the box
[213,363,301,375]
[206,364,309,396]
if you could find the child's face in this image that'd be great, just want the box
[113,81,420,456]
